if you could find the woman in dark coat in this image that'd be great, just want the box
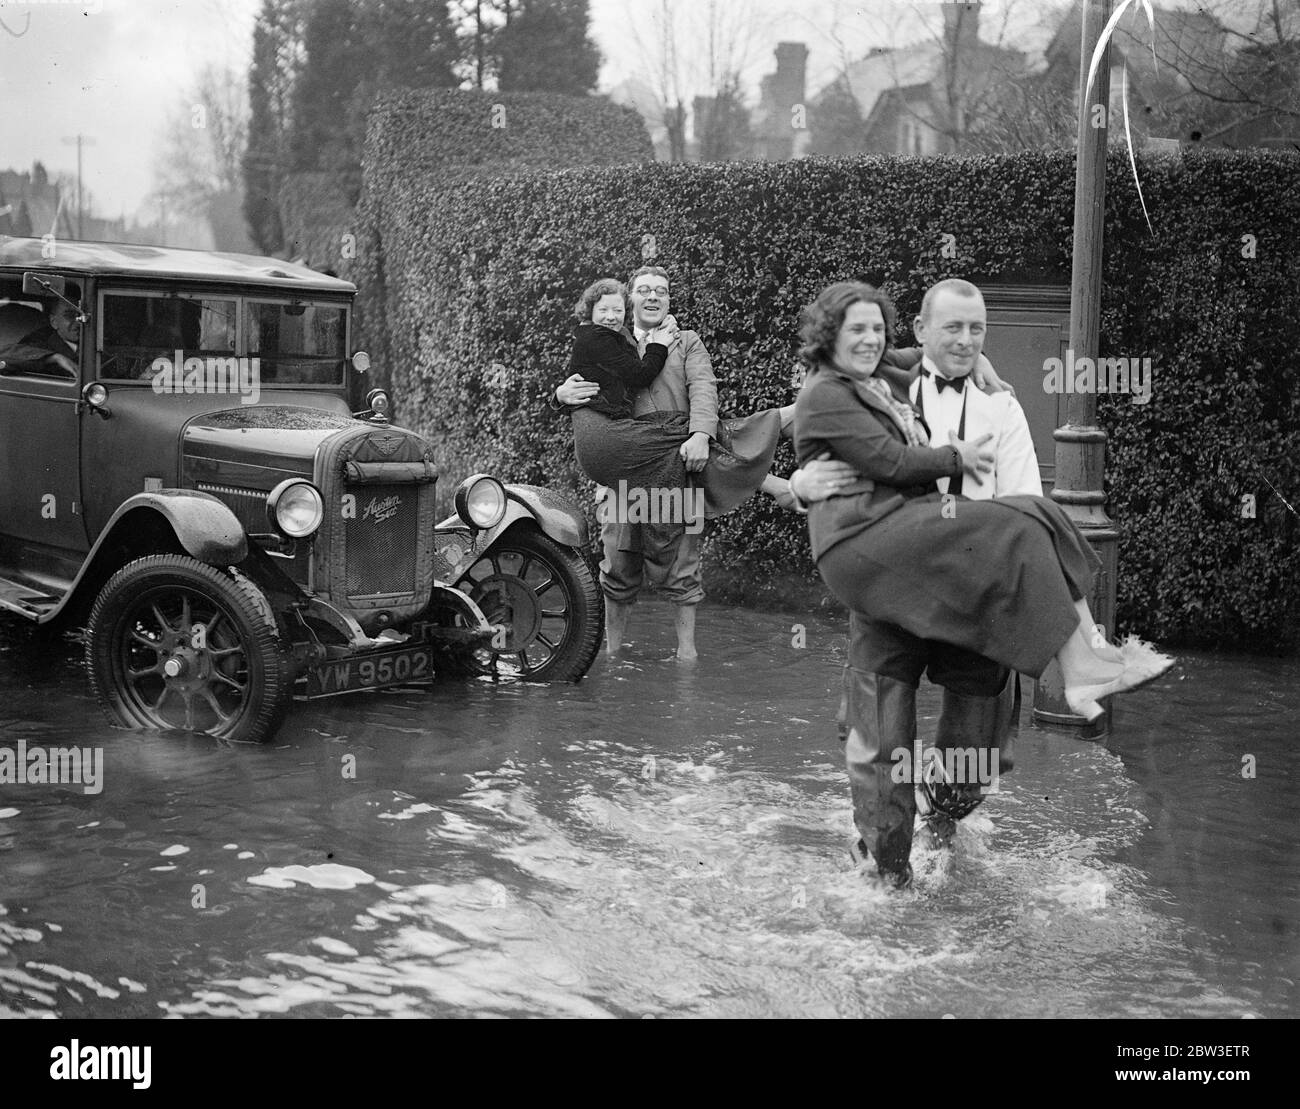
[792,281,1173,721]
[564,277,790,519]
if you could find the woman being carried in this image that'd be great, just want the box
[561,277,795,523]
[792,281,1174,723]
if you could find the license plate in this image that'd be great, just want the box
[306,643,436,697]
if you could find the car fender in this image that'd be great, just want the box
[435,484,587,554]
[40,491,248,624]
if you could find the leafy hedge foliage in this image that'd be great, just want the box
[353,86,651,392]
[357,104,1298,649]
[279,172,357,275]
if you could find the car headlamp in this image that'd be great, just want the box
[267,479,324,539]
[454,474,507,530]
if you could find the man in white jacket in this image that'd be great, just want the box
[793,278,1045,886]
[910,279,1042,501]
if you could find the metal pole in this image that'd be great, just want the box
[1033,0,1119,738]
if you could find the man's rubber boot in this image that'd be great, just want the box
[844,667,916,889]
[936,670,1019,773]
[926,672,1021,838]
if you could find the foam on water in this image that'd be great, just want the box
[248,864,376,890]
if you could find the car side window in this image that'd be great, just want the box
[0,300,78,381]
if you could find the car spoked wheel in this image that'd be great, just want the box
[86,555,293,744]
[453,527,602,682]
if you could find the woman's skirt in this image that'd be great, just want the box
[816,493,1100,677]
[571,407,783,518]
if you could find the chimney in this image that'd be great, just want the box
[941,1,981,56]
[773,42,808,110]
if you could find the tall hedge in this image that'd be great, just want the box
[353,86,652,391]
[357,108,1298,650]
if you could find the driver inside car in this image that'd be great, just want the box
[0,297,81,376]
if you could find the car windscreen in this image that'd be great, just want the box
[247,301,345,386]
[100,293,237,381]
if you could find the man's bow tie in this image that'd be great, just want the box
[926,370,966,394]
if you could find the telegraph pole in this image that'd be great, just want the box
[1033,0,1119,737]
[60,133,96,239]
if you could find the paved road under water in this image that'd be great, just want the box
[0,602,1295,1018]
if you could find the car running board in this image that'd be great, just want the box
[0,575,60,619]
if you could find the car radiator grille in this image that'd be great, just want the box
[345,484,418,598]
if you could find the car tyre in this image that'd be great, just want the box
[85,555,294,744]
[453,526,603,682]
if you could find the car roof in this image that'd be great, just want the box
[0,236,355,294]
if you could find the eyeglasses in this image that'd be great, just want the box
[633,285,669,297]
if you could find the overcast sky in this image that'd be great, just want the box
[0,0,1226,222]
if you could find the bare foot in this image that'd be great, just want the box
[674,605,697,663]
[605,600,632,657]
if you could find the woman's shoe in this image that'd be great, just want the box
[1064,637,1176,720]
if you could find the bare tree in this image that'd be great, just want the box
[1138,0,1300,147]
[804,1,1072,157]
[628,0,768,160]
[154,65,252,250]
[155,65,249,216]
[895,0,1042,154]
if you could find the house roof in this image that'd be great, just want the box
[837,43,947,120]
[826,31,1027,122]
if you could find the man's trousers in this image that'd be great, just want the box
[842,612,1019,877]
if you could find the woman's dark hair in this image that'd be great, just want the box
[797,281,897,367]
[574,278,628,322]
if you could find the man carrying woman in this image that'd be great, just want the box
[552,266,794,661]
[792,281,1175,889]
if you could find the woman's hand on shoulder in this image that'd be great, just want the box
[972,354,1014,395]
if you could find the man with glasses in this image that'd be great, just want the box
[551,265,717,661]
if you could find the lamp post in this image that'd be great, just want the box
[1032,0,1119,738]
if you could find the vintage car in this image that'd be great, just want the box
[0,236,603,743]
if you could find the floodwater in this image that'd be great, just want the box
[0,602,1295,1018]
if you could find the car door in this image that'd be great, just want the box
[78,285,243,542]
[0,313,88,567]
